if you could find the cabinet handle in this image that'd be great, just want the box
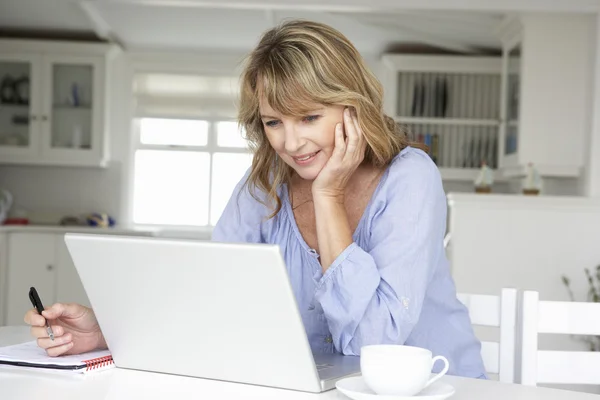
[41,115,49,121]
[30,115,37,121]
[46,264,53,271]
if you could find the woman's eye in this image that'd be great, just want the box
[265,120,280,127]
[303,115,320,123]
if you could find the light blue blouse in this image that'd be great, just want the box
[212,146,486,378]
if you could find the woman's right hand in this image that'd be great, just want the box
[24,303,107,357]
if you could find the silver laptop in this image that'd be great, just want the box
[64,233,360,392]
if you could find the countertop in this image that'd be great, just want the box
[0,225,159,236]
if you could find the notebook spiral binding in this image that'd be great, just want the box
[83,355,114,371]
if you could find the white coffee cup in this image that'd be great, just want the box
[360,344,450,396]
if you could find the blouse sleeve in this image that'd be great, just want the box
[313,151,448,355]
[211,169,266,244]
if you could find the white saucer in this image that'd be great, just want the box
[335,376,455,400]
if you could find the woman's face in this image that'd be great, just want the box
[259,98,345,181]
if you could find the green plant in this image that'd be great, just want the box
[561,265,600,351]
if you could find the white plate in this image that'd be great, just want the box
[336,376,455,400]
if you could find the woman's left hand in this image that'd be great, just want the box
[312,107,367,200]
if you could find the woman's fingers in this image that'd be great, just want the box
[37,332,72,350]
[30,325,65,340]
[45,342,75,357]
[332,122,346,160]
[343,108,358,155]
[24,309,45,327]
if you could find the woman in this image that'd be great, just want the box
[24,19,486,378]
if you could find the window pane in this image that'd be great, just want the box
[210,152,253,225]
[216,121,248,148]
[140,118,208,146]
[133,150,210,226]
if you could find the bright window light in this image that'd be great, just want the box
[216,121,248,148]
[133,150,210,226]
[140,118,208,146]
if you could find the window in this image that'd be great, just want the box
[132,118,252,227]
[131,72,252,227]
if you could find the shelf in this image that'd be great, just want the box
[53,105,91,111]
[440,167,507,182]
[501,164,581,178]
[395,117,500,126]
[0,103,29,110]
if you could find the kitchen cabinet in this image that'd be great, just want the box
[4,233,58,326]
[497,14,595,178]
[0,228,155,327]
[0,39,120,167]
[3,232,92,326]
[381,54,504,182]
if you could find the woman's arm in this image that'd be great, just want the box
[311,107,366,269]
[313,195,353,271]
[313,151,447,355]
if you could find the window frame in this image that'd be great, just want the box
[130,114,251,230]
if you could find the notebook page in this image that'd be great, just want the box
[0,341,111,366]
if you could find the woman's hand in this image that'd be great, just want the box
[312,107,367,201]
[24,303,107,357]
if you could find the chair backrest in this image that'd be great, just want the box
[520,290,600,386]
[457,288,517,383]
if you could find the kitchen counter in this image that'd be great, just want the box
[0,225,159,236]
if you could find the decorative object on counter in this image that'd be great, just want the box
[85,213,115,228]
[522,163,542,195]
[59,216,85,226]
[0,189,13,224]
[561,265,600,351]
[474,162,494,193]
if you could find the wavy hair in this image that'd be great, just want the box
[238,19,409,218]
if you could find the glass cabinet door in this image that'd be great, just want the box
[49,62,94,150]
[0,58,36,154]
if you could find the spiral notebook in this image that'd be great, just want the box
[0,340,114,374]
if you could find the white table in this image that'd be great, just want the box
[1,326,598,400]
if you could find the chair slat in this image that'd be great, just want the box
[538,301,600,335]
[457,293,501,326]
[537,351,600,385]
[480,341,500,374]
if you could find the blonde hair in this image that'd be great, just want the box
[238,19,409,217]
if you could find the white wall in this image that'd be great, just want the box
[586,13,600,197]
[447,193,600,393]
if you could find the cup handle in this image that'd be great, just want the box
[425,355,449,388]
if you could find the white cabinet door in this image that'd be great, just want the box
[0,53,43,161]
[40,54,107,167]
[5,233,56,326]
[55,234,90,308]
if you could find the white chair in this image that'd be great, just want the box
[520,290,600,386]
[457,288,517,383]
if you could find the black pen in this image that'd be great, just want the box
[29,287,54,341]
